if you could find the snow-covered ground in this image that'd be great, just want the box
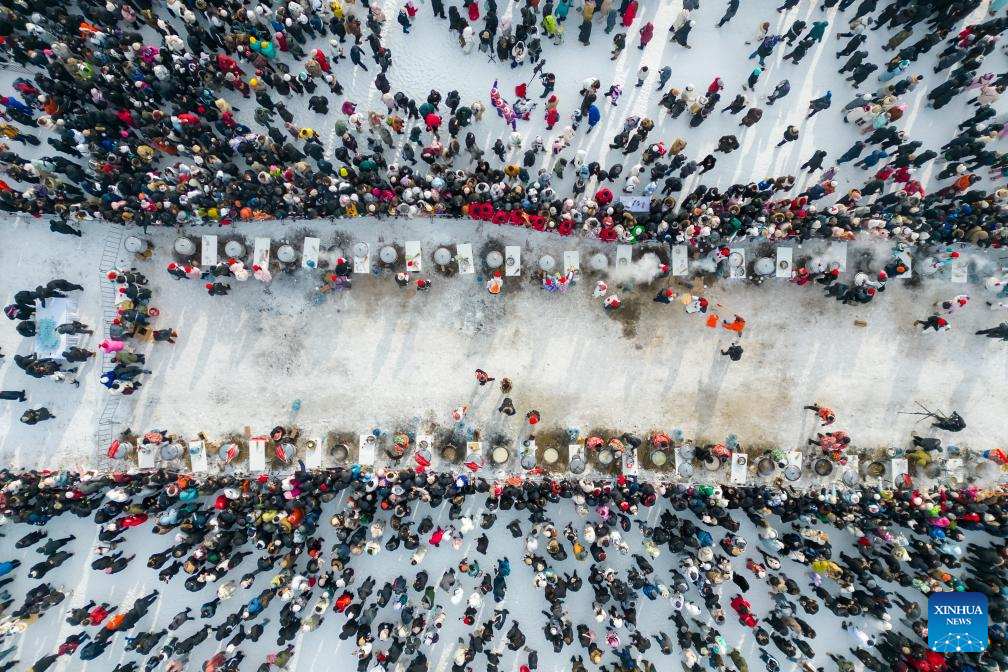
[1,218,1006,471]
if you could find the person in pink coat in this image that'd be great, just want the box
[99,338,125,352]
[622,0,637,26]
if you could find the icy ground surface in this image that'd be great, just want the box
[0,218,1006,469]
[0,487,984,672]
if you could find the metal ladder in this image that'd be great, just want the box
[95,224,125,449]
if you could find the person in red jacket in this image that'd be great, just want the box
[638,21,653,48]
[58,632,89,656]
[622,0,637,26]
[545,107,559,129]
[803,403,836,426]
[87,604,114,625]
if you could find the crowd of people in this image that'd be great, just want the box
[0,467,1004,671]
[1,0,1007,668]
[0,0,1003,253]
[2,267,178,426]
[3,278,86,423]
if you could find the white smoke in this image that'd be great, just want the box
[605,252,664,285]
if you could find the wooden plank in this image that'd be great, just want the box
[249,437,267,472]
[728,248,747,279]
[842,454,860,485]
[201,235,218,267]
[730,453,748,484]
[415,434,434,470]
[188,440,208,472]
[891,458,908,485]
[137,445,156,469]
[894,250,913,278]
[465,441,483,471]
[622,444,638,476]
[253,238,271,269]
[358,434,376,465]
[302,237,320,269]
[563,251,580,273]
[775,246,793,279]
[456,243,475,274]
[521,439,536,470]
[353,244,370,274]
[405,241,422,273]
[505,246,521,277]
[671,245,688,276]
[615,244,632,268]
[305,439,323,469]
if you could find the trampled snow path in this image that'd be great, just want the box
[1,218,1006,470]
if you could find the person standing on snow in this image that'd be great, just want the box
[803,403,836,426]
[776,125,799,147]
[913,315,950,332]
[631,66,648,87]
[656,66,672,89]
[935,295,969,315]
[638,22,653,49]
[720,344,743,361]
[56,321,94,335]
[722,314,747,334]
[206,282,231,296]
[20,407,55,425]
[718,0,740,27]
[806,91,832,118]
[671,20,694,48]
[975,323,1008,340]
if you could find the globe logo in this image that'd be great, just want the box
[928,593,988,654]
[931,633,986,653]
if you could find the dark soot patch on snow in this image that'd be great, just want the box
[535,427,570,473]
[606,296,642,338]
[330,230,352,249]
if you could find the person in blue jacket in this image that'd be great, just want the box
[0,559,19,577]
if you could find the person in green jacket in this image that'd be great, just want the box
[805,20,828,43]
[542,13,558,35]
